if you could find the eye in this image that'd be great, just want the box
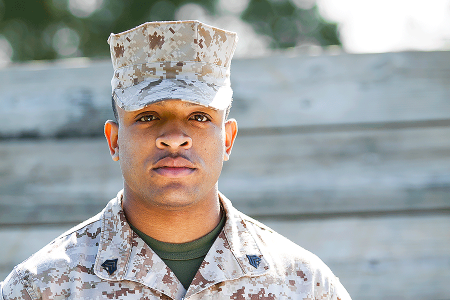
[189,114,210,122]
[139,114,159,122]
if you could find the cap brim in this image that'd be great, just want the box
[113,78,233,111]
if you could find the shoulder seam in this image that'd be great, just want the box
[239,213,275,234]
[14,268,38,300]
[55,211,103,240]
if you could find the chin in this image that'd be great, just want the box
[145,186,202,209]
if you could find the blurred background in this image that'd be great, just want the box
[1,0,450,299]
[0,0,342,63]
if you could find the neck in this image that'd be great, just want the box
[121,186,222,244]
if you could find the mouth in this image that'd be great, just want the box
[153,166,196,178]
[152,156,197,178]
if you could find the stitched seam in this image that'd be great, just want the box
[16,269,38,300]
[221,229,246,274]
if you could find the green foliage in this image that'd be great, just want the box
[242,0,340,49]
[0,0,340,62]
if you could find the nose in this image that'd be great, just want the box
[156,131,192,150]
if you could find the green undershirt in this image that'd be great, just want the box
[129,213,226,290]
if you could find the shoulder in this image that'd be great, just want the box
[239,212,325,268]
[237,212,351,299]
[1,210,104,300]
[220,193,332,274]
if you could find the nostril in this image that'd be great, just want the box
[156,135,192,149]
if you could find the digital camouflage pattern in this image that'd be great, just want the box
[108,20,238,111]
[0,191,351,300]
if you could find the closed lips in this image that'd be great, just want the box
[153,156,196,169]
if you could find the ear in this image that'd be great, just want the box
[223,118,238,161]
[104,120,119,161]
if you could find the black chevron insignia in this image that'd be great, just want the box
[246,255,261,268]
[101,259,118,275]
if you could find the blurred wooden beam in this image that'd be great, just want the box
[1,51,450,138]
[1,124,449,226]
[264,214,450,300]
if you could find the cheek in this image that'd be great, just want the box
[203,128,226,163]
[118,129,148,165]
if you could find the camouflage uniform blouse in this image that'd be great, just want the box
[0,191,351,300]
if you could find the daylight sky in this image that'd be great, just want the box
[317,0,450,53]
[183,0,450,56]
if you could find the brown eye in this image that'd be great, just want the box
[190,114,209,122]
[139,115,158,122]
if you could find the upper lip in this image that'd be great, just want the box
[153,156,196,169]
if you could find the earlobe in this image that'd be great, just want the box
[224,119,238,161]
[104,120,120,162]
[111,147,119,161]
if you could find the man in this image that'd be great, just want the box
[1,20,351,299]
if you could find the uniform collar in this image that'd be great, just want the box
[185,192,270,297]
[94,190,270,299]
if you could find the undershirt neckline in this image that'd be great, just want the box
[129,211,226,261]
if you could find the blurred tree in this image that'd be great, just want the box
[242,0,340,48]
[0,0,340,62]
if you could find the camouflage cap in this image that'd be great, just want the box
[108,20,238,111]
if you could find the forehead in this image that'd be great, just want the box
[117,99,222,118]
[140,100,222,115]
[151,100,213,109]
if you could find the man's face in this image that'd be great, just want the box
[105,99,237,209]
